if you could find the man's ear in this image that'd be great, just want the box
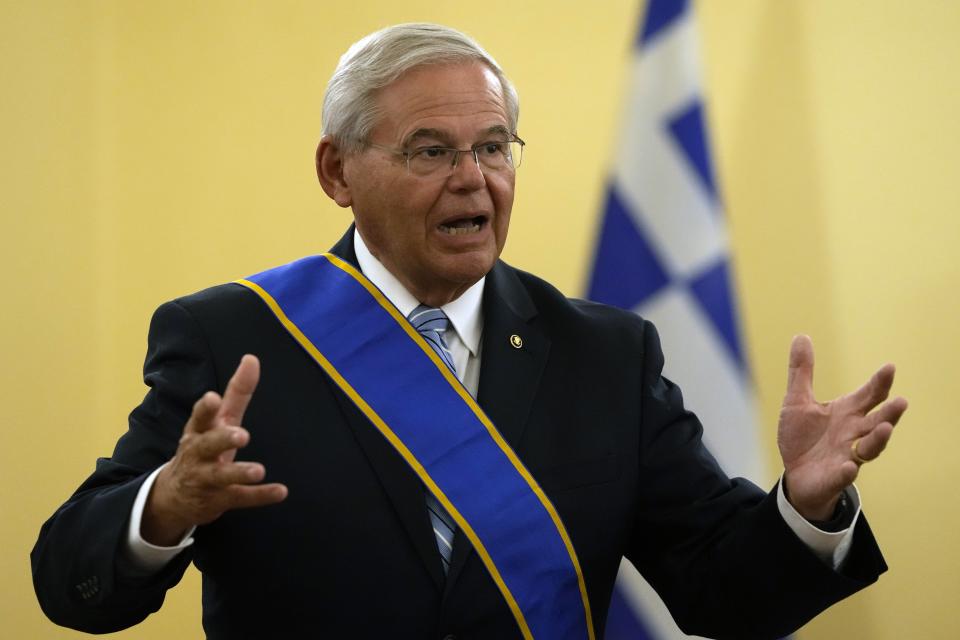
[316,135,352,208]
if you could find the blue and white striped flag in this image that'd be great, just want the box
[587,2,766,638]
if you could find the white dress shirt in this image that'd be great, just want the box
[125,229,859,571]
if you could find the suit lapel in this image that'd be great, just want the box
[474,262,549,449]
[445,261,551,591]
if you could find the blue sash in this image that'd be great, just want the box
[237,254,594,640]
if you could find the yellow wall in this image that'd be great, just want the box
[2,1,956,637]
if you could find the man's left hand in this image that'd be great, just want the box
[778,335,908,521]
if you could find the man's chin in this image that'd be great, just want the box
[434,251,497,285]
[402,254,496,305]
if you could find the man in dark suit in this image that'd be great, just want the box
[32,23,906,639]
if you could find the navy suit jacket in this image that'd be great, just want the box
[33,229,886,639]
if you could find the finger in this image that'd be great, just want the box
[223,483,289,511]
[187,426,250,460]
[868,396,908,431]
[218,354,260,425]
[837,460,860,489]
[207,461,267,487]
[814,461,860,498]
[784,335,815,405]
[184,391,222,435]
[847,363,895,414]
[854,422,894,463]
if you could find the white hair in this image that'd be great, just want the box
[321,23,520,152]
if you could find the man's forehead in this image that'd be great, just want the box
[370,62,510,143]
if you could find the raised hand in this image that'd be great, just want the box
[778,336,908,521]
[142,355,288,546]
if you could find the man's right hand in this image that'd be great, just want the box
[141,354,288,546]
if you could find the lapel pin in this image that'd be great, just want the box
[509,334,523,349]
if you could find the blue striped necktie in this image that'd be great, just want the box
[407,304,458,574]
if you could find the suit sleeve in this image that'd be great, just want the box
[625,320,887,640]
[31,300,221,633]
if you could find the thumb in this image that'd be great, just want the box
[785,335,815,405]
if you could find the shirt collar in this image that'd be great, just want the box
[352,228,484,357]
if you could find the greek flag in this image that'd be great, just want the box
[587,1,766,638]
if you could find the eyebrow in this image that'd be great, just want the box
[483,125,512,139]
[403,128,450,147]
[402,125,513,148]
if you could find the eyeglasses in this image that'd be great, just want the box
[366,135,525,178]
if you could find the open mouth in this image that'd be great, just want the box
[437,215,488,236]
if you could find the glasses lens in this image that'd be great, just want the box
[407,147,456,176]
[509,141,523,169]
[474,141,523,172]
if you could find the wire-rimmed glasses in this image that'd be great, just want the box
[367,135,525,178]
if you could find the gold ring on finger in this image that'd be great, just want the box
[851,437,869,465]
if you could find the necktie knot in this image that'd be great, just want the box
[408,305,451,334]
[408,304,457,375]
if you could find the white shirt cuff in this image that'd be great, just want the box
[776,476,860,570]
[123,464,196,572]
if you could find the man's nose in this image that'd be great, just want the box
[447,150,486,190]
